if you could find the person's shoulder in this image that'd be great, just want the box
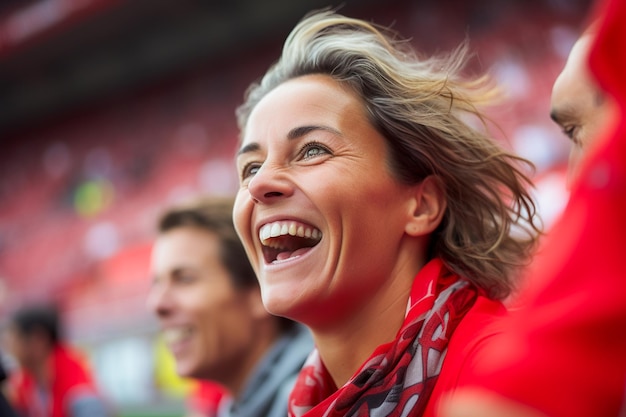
[263,373,299,417]
[440,295,508,381]
[452,296,507,352]
[275,324,314,369]
[423,296,508,417]
[262,325,313,417]
[457,296,508,339]
[54,344,91,369]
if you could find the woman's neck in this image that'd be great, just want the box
[311,277,412,388]
[310,239,429,388]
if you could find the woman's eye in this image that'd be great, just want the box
[302,142,331,159]
[241,162,261,179]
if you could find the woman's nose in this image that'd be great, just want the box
[247,163,294,203]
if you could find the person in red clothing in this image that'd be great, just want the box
[549,19,618,189]
[439,0,626,416]
[4,304,111,417]
[185,380,229,417]
[232,10,542,417]
[0,351,18,417]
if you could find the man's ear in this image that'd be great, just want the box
[405,175,447,237]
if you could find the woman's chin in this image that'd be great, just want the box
[262,288,308,321]
[263,295,296,318]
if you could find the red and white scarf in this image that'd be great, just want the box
[288,258,478,417]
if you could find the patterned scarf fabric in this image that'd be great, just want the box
[288,258,478,417]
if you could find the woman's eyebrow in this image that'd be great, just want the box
[237,142,259,157]
[287,124,341,140]
[237,125,341,156]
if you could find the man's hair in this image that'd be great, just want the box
[237,10,542,299]
[11,304,62,345]
[158,196,257,289]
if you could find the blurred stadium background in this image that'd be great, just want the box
[0,0,593,415]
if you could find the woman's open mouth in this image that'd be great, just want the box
[259,220,322,263]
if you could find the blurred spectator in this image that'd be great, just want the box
[439,0,626,415]
[511,5,620,303]
[0,351,18,417]
[4,304,112,417]
[550,17,618,188]
[147,196,313,417]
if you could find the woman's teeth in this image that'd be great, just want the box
[259,221,321,246]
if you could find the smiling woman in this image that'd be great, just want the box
[232,10,542,417]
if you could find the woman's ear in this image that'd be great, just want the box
[405,175,447,237]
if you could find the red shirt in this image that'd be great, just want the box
[424,296,506,417]
[11,344,104,417]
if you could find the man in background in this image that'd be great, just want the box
[550,20,617,188]
[4,304,111,417]
[147,196,313,417]
[440,0,626,415]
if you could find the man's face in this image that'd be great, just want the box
[550,34,616,187]
[146,226,261,382]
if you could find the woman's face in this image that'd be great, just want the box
[234,74,419,327]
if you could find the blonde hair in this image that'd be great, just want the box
[236,10,542,299]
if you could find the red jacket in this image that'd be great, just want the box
[11,344,103,417]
